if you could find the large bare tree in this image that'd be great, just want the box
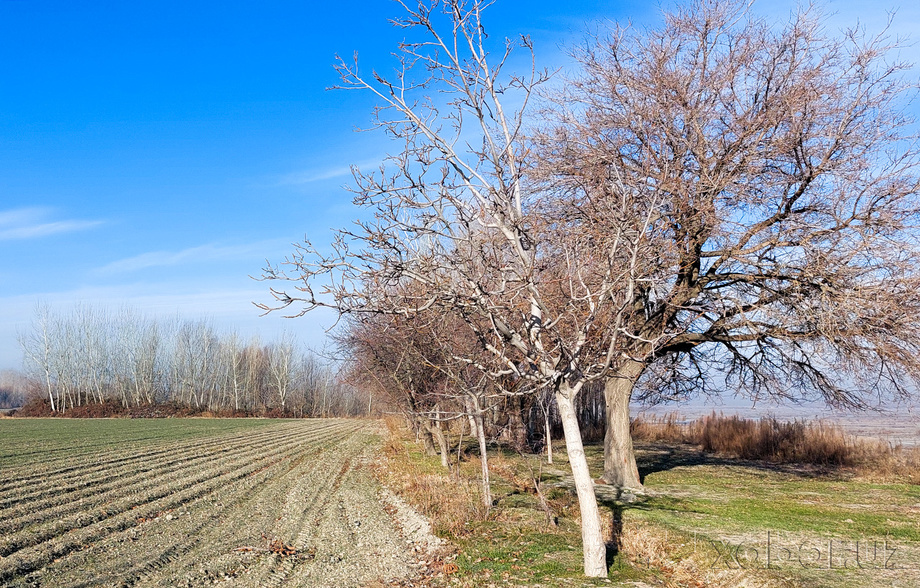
[258,0,616,575]
[534,0,920,488]
[259,0,920,577]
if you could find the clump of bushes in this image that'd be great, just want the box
[695,414,855,465]
[631,411,920,483]
[12,395,292,419]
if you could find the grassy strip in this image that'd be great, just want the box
[600,444,920,588]
[377,419,693,586]
[379,417,919,587]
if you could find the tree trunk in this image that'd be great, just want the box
[465,397,478,441]
[544,408,553,465]
[601,363,643,489]
[420,426,437,456]
[556,387,607,577]
[505,396,528,451]
[44,367,55,413]
[433,407,450,468]
[425,421,451,469]
[473,409,492,510]
[414,416,437,456]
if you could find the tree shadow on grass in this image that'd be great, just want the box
[605,502,625,568]
[635,441,855,484]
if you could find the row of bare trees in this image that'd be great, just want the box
[261,0,920,577]
[341,310,606,507]
[18,304,366,416]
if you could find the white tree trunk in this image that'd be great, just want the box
[473,409,492,510]
[556,388,607,577]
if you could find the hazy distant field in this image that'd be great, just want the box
[0,418,428,587]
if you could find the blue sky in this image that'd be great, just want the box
[1,0,918,371]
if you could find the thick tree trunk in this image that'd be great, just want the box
[601,363,643,489]
[556,387,607,577]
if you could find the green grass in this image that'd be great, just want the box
[590,444,920,587]
[381,436,660,587]
[0,418,281,468]
[630,460,920,541]
[389,434,920,587]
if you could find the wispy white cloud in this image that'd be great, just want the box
[95,240,289,275]
[0,207,103,241]
[275,159,383,186]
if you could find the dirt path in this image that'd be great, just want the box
[0,419,440,587]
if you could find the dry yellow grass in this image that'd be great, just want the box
[631,412,920,484]
[618,519,795,588]
[377,416,488,537]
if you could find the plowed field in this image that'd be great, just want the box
[0,418,433,587]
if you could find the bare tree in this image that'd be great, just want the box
[267,332,296,412]
[131,316,162,405]
[221,331,246,412]
[18,303,57,412]
[258,0,613,575]
[534,0,920,487]
[259,0,920,576]
[340,313,455,465]
[16,303,347,415]
[76,304,111,405]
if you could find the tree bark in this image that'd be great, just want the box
[556,387,607,577]
[601,363,643,489]
[415,417,438,456]
[473,406,492,510]
[425,421,451,469]
[504,395,528,452]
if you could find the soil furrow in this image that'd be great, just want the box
[0,421,341,498]
[0,419,431,587]
[120,443,338,586]
[238,429,366,588]
[0,422,356,565]
[44,433,340,588]
[0,421,346,529]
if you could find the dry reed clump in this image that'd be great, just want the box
[630,413,694,444]
[694,415,856,465]
[631,412,920,482]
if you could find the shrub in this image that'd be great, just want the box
[631,411,920,482]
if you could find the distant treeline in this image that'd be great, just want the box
[17,304,369,417]
[0,370,26,409]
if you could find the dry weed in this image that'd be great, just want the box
[375,418,487,537]
[619,519,790,588]
[630,412,692,444]
[632,412,920,483]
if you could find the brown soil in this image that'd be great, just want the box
[0,420,443,587]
